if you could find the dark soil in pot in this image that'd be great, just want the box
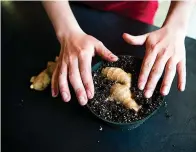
[87,55,164,124]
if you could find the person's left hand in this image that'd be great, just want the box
[122,26,186,98]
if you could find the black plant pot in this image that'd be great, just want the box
[87,55,164,130]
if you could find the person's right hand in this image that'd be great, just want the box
[52,30,118,105]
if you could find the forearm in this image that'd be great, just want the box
[163,1,194,33]
[42,1,83,40]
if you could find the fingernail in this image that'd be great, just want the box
[110,54,118,60]
[138,83,144,90]
[145,90,152,98]
[79,96,87,106]
[180,84,185,91]
[52,90,57,97]
[62,92,69,102]
[162,86,169,96]
[87,90,93,99]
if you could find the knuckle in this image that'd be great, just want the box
[147,37,157,49]
[68,55,75,63]
[156,54,164,61]
[74,45,87,54]
[97,41,103,46]
[162,82,170,88]
[80,48,87,53]
[148,44,158,54]
[59,74,67,83]
[166,64,175,72]
[148,48,154,54]
[84,82,90,89]
[138,74,146,82]
[62,53,68,61]
[160,47,168,56]
[145,84,154,91]
[173,47,178,55]
[76,88,84,96]
[68,72,75,82]
[87,35,95,41]
[59,85,67,93]
[100,49,107,57]
[106,52,113,58]
[173,49,181,58]
[151,43,157,50]
[152,44,160,53]
[78,50,87,58]
[148,75,158,86]
[84,80,93,89]
[143,61,152,69]
[59,68,64,76]
[80,69,88,78]
[151,67,162,76]
[171,56,178,64]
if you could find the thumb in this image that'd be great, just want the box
[122,33,148,45]
[95,41,118,62]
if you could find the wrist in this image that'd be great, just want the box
[162,1,194,38]
[162,23,187,39]
[56,26,84,43]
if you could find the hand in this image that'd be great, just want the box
[123,26,186,98]
[52,30,118,105]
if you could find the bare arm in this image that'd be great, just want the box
[163,1,194,33]
[123,1,194,98]
[42,1,83,41]
[42,1,117,105]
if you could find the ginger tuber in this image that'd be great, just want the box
[101,67,131,87]
[47,61,56,75]
[30,69,51,91]
[102,67,141,112]
[30,57,58,91]
[109,83,141,112]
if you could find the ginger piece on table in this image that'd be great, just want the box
[30,60,57,91]
[30,69,51,91]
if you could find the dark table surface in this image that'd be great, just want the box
[2,2,196,152]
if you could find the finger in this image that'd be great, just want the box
[177,60,186,91]
[79,51,94,99]
[51,48,64,97]
[69,57,88,106]
[95,41,118,62]
[160,58,177,96]
[51,62,60,97]
[144,50,169,98]
[143,38,174,97]
[122,33,148,45]
[59,55,71,102]
[138,44,159,90]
